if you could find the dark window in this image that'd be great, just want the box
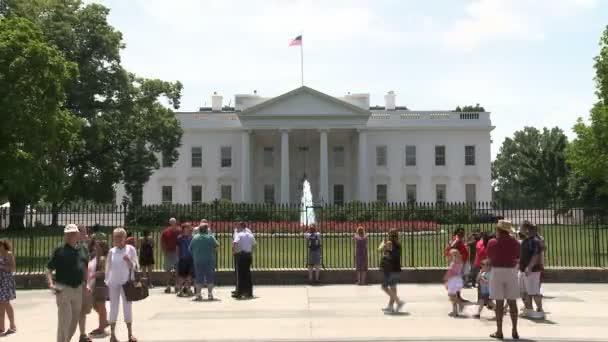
[435,145,446,166]
[376,146,387,167]
[465,145,475,166]
[333,184,344,205]
[220,185,232,201]
[162,186,172,204]
[264,184,275,204]
[406,184,417,203]
[376,184,388,202]
[436,184,446,204]
[191,147,202,168]
[191,185,202,204]
[405,145,416,166]
[221,146,232,168]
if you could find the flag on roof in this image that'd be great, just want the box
[289,35,302,46]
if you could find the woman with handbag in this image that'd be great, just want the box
[106,228,139,342]
[87,240,109,337]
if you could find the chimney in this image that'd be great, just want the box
[384,91,396,110]
[211,91,223,111]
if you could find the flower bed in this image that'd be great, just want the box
[180,220,439,233]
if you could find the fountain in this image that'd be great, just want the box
[300,178,316,226]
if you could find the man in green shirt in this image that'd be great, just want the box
[189,224,219,301]
[47,224,87,342]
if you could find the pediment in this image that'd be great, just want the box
[239,86,369,118]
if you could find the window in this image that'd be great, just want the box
[161,152,171,168]
[191,185,202,204]
[406,184,417,203]
[333,184,344,205]
[221,146,232,168]
[263,184,275,204]
[220,185,232,201]
[333,146,345,167]
[376,184,388,202]
[405,145,416,166]
[465,145,475,166]
[465,184,476,203]
[191,147,202,168]
[435,184,446,204]
[435,145,446,166]
[263,147,274,167]
[161,186,172,204]
[376,146,387,167]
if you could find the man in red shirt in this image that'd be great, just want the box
[160,217,180,294]
[486,220,521,340]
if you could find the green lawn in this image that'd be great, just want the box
[3,224,607,273]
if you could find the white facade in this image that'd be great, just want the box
[117,86,493,205]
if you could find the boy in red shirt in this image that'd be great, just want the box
[160,218,180,293]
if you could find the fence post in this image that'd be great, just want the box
[594,206,600,268]
[28,232,34,274]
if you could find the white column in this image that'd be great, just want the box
[280,129,290,203]
[358,129,368,201]
[319,129,329,203]
[240,130,251,202]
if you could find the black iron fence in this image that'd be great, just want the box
[0,202,607,274]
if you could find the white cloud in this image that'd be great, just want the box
[441,0,598,50]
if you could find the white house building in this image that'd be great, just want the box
[117,86,493,205]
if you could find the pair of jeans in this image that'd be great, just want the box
[236,252,253,296]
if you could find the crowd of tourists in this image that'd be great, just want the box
[0,215,547,341]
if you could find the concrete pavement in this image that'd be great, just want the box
[9,283,608,341]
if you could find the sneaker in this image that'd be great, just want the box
[192,295,203,302]
[164,287,171,294]
[396,300,405,312]
[208,293,214,301]
[88,328,107,337]
[382,305,394,313]
[529,310,545,320]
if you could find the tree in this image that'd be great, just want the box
[567,25,608,205]
[4,0,183,220]
[0,17,80,228]
[492,127,569,208]
[454,103,485,112]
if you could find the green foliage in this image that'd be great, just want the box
[0,16,80,227]
[567,25,608,206]
[454,104,485,112]
[1,0,183,210]
[493,127,569,207]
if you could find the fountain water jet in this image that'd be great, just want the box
[300,178,316,226]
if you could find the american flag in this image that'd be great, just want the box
[289,35,302,46]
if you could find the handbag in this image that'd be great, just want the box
[122,269,149,302]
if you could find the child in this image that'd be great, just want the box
[139,230,155,288]
[353,226,368,285]
[0,240,16,336]
[306,225,322,284]
[444,248,464,317]
[474,259,493,319]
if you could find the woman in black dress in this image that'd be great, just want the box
[139,230,155,287]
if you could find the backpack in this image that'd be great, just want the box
[308,233,321,251]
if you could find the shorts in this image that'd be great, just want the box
[308,250,322,267]
[81,287,93,315]
[446,276,463,295]
[381,272,400,290]
[177,256,194,278]
[194,261,215,285]
[163,251,178,272]
[522,271,541,296]
[490,267,520,300]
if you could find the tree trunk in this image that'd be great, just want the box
[51,201,61,228]
[126,183,143,207]
[7,196,26,230]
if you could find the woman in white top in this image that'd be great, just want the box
[106,228,138,342]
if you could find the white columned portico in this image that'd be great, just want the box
[240,130,251,202]
[280,129,290,203]
[358,129,368,201]
[319,129,329,202]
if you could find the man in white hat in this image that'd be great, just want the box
[46,224,88,342]
[486,219,521,340]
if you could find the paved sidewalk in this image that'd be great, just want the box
[10,283,608,341]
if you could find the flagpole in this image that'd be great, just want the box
[300,41,304,86]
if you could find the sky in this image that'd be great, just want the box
[95,0,608,159]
